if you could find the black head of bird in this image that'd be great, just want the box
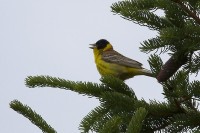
[89,39,110,50]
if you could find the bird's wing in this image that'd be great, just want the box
[102,50,143,69]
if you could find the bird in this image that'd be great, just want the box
[89,39,154,81]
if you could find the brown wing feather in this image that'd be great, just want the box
[102,50,143,69]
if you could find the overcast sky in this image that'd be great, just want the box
[0,1,168,132]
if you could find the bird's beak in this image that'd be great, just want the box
[89,43,96,49]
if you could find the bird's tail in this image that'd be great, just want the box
[140,68,155,78]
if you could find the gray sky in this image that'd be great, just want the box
[1,1,167,132]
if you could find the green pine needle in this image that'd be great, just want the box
[148,54,163,76]
[100,75,137,99]
[100,91,135,113]
[10,100,56,133]
[25,76,109,98]
[79,106,110,133]
[99,116,122,133]
[189,80,200,99]
[166,111,200,132]
[140,37,169,53]
[126,107,148,133]
[111,0,172,30]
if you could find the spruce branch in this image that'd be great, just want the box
[144,117,171,132]
[155,0,200,81]
[185,51,200,74]
[100,91,135,113]
[161,70,200,114]
[111,0,172,30]
[148,54,163,76]
[134,100,181,119]
[140,37,169,54]
[99,116,122,133]
[157,54,188,82]
[100,75,136,99]
[10,100,56,133]
[79,106,111,133]
[25,76,110,98]
[173,0,200,25]
[126,107,148,133]
[189,80,200,99]
[167,110,200,132]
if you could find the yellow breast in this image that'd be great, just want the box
[92,47,143,80]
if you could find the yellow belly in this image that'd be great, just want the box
[96,59,142,80]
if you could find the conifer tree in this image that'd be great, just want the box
[10,0,200,132]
